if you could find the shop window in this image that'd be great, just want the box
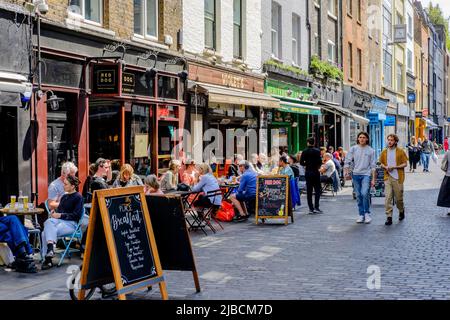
[125,104,152,177]
[157,76,178,100]
[233,0,243,59]
[158,123,178,174]
[89,103,121,162]
[205,0,216,49]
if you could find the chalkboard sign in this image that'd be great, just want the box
[78,186,168,300]
[146,194,200,292]
[255,175,290,225]
[374,168,385,197]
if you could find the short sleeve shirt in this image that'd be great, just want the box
[324,160,336,178]
[48,178,65,202]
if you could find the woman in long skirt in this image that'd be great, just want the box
[437,151,450,215]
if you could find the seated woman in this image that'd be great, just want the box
[192,164,222,208]
[182,159,199,186]
[112,164,143,188]
[0,215,37,273]
[144,174,164,195]
[160,160,181,192]
[41,175,84,270]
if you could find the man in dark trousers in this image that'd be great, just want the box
[300,137,323,214]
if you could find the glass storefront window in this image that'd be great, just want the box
[89,102,121,162]
[158,76,178,100]
[125,104,152,177]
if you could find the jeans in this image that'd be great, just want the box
[41,218,77,256]
[352,175,371,216]
[422,153,430,171]
[0,215,33,257]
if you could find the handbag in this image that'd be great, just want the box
[176,183,191,192]
[441,153,449,172]
[431,151,438,164]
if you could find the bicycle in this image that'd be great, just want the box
[67,264,117,300]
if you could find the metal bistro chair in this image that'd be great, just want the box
[27,215,43,262]
[56,207,86,267]
[196,189,224,234]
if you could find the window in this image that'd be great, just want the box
[356,0,361,22]
[205,0,216,49]
[396,62,404,92]
[407,49,412,71]
[383,6,392,47]
[328,40,336,64]
[407,14,412,38]
[347,0,352,16]
[233,0,242,58]
[69,0,102,24]
[328,0,337,16]
[134,0,158,38]
[271,2,282,58]
[383,50,392,87]
[292,14,301,65]
[357,48,362,82]
[396,12,403,25]
[348,42,353,79]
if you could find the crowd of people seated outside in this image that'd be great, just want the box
[2,141,350,273]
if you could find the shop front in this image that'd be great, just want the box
[187,62,279,173]
[265,79,320,153]
[32,22,187,203]
[367,97,388,158]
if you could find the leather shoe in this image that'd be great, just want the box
[385,217,393,226]
[399,211,405,221]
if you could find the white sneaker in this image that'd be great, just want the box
[364,214,372,224]
[356,216,365,223]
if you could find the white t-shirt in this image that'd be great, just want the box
[323,159,336,178]
[387,148,399,180]
[48,178,65,202]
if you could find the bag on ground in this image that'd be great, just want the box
[215,200,235,222]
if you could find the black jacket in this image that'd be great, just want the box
[300,146,322,173]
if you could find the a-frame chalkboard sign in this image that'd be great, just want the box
[78,186,168,300]
[255,175,291,225]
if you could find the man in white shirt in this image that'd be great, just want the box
[319,153,336,183]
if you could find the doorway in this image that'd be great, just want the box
[46,92,78,184]
[0,106,18,206]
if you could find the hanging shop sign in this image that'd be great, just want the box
[384,115,396,126]
[92,63,121,96]
[266,79,312,101]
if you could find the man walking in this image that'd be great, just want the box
[379,134,408,226]
[421,137,433,172]
[300,137,323,214]
[344,132,377,224]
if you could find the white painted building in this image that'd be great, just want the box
[182,0,262,72]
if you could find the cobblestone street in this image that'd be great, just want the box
[1,156,449,300]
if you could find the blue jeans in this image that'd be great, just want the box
[0,215,33,257]
[422,153,430,171]
[352,175,371,216]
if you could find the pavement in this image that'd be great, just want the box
[1,154,449,300]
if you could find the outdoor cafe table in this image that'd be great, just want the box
[0,207,45,225]
[219,183,240,200]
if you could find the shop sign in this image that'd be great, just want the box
[367,112,386,124]
[266,79,312,101]
[384,115,396,126]
[190,93,207,108]
[122,70,154,97]
[397,103,409,117]
[222,73,245,89]
[407,92,416,103]
[92,64,120,95]
[158,105,177,119]
[371,97,388,114]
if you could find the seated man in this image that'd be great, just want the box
[0,215,37,273]
[230,161,257,221]
[47,161,78,211]
[319,153,336,184]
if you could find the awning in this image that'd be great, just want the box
[424,118,439,129]
[318,100,369,125]
[188,81,280,109]
[279,100,321,115]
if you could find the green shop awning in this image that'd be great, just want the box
[279,100,322,115]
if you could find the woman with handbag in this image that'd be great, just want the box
[437,151,450,216]
[406,136,421,172]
